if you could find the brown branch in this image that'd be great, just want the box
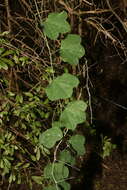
[4,0,12,32]
[106,0,127,33]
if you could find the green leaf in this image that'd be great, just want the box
[69,134,86,156]
[24,92,33,97]
[0,61,8,70]
[0,57,14,66]
[8,91,15,97]
[52,121,62,128]
[0,31,10,36]
[60,34,85,65]
[44,163,69,181]
[19,56,29,62]
[43,11,71,40]
[46,73,79,101]
[101,137,116,158]
[16,94,23,104]
[1,50,14,57]
[22,163,30,168]
[43,147,50,155]
[60,100,87,130]
[32,176,43,184]
[36,148,41,161]
[59,181,71,190]
[59,150,75,165]
[39,127,63,149]
[0,48,5,55]
[9,174,16,183]
[44,185,60,190]
[30,155,36,161]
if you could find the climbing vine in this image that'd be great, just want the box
[39,11,86,190]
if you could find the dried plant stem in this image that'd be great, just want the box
[106,0,127,33]
[4,0,11,32]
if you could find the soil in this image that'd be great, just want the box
[94,152,127,190]
[72,152,127,190]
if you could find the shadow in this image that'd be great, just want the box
[81,152,102,190]
[71,119,112,190]
[71,124,103,190]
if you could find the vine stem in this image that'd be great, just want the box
[44,35,54,80]
[106,0,127,33]
[51,129,68,190]
[84,59,93,124]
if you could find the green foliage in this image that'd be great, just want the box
[43,11,71,40]
[44,182,70,190]
[32,176,43,184]
[52,121,63,128]
[0,47,5,54]
[0,131,17,175]
[59,181,71,190]
[101,136,116,158]
[60,100,87,130]
[46,73,79,101]
[69,135,86,156]
[0,58,53,184]
[0,47,30,70]
[59,150,75,165]
[39,127,63,148]
[44,185,60,190]
[60,34,85,65]
[44,163,69,181]
[0,47,14,70]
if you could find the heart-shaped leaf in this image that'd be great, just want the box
[44,185,60,190]
[59,150,75,165]
[39,127,63,149]
[60,100,87,130]
[69,134,86,156]
[46,73,79,101]
[60,34,85,65]
[43,11,71,40]
[59,181,71,190]
[44,163,69,181]
[52,121,62,128]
